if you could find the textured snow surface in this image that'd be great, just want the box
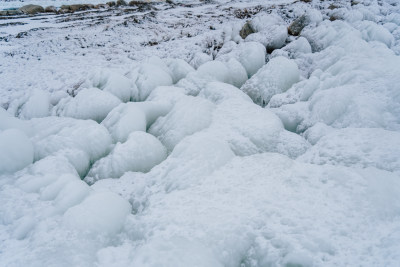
[1,0,400,266]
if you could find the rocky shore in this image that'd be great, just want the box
[0,0,161,16]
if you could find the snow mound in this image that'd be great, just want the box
[63,192,131,235]
[54,88,122,123]
[0,129,34,174]
[149,96,215,151]
[87,132,167,181]
[241,56,300,107]
[299,128,400,172]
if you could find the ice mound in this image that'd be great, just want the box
[54,88,122,123]
[87,132,167,181]
[63,192,131,235]
[0,129,34,174]
[149,96,215,151]
[241,56,300,107]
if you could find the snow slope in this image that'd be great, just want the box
[1,0,400,266]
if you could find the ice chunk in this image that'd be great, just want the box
[224,58,248,88]
[217,42,265,78]
[0,107,31,133]
[198,82,252,104]
[85,69,134,102]
[40,174,78,201]
[189,52,212,69]
[245,25,288,52]
[149,132,235,191]
[241,56,300,107]
[30,116,112,163]
[54,88,121,123]
[135,63,173,101]
[149,96,215,151]
[87,132,167,181]
[54,179,90,212]
[354,20,394,48]
[209,99,308,158]
[146,86,187,105]
[0,129,33,174]
[19,89,51,119]
[164,58,195,83]
[63,192,131,235]
[101,103,147,143]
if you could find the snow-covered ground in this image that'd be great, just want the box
[1,0,400,266]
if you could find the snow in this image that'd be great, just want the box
[1,0,400,266]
